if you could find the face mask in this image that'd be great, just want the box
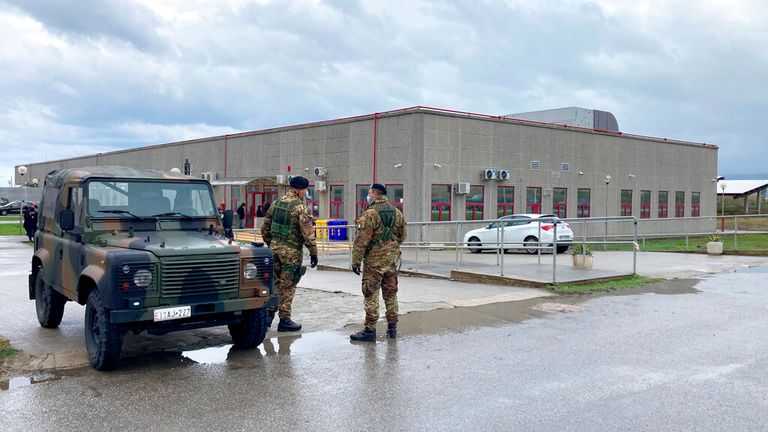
[366,195,373,205]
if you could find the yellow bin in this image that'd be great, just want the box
[315,219,329,240]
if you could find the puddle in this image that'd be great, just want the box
[531,303,585,314]
[734,266,768,273]
[0,372,62,391]
[181,331,349,365]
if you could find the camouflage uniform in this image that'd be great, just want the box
[261,189,317,320]
[352,195,407,329]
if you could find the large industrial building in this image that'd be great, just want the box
[16,106,718,236]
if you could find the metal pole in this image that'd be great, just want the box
[455,221,460,271]
[734,216,738,251]
[500,221,505,277]
[685,232,689,250]
[552,222,557,284]
[415,224,420,272]
[426,224,431,263]
[633,220,638,274]
[604,185,609,250]
[582,217,587,262]
[496,222,500,266]
[537,221,542,265]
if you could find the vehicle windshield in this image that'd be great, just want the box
[86,180,217,218]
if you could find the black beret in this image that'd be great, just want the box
[370,183,387,195]
[290,176,309,189]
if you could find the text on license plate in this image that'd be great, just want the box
[153,306,191,322]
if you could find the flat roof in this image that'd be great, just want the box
[18,106,718,169]
[716,179,768,197]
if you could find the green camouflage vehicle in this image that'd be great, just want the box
[29,167,276,370]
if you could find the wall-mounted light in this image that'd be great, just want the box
[433,163,443,168]
[713,176,725,182]
[628,174,636,179]
[605,174,612,185]
[393,163,403,168]
[578,171,584,176]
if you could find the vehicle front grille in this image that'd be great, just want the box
[160,255,240,297]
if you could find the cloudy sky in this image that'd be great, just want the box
[1,0,766,185]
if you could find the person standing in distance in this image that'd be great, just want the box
[236,202,246,229]
[350,183,407,342]
[261,176,318,332]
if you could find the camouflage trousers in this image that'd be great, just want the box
[361,264,399,328]
[271,250,302,320]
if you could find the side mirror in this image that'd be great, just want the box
[59,209,75,231]
[222,210,234,230]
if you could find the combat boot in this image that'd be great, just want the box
[277,318,302,332]
[387,323,397,339]
[267,310,276,328]
[350,327,376,342]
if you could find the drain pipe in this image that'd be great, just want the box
[372,112,378,183]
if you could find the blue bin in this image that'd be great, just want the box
[327,219,348,241]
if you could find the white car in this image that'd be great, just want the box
[463,214,574,254]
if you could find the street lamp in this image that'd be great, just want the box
[604,174,611,250]
[17,166,27,236]
[720,181,727,231]
[170,168,181,174]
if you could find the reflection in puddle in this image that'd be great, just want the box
[0,372,62,391]
[181,331,349,365]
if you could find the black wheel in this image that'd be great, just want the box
[556,245,569,254]
[229,307,269,349]
[35,271,66,329]
[85,290,124,371]
[524,236,539,254]
[0,210,7,216]
[468,237,482,254]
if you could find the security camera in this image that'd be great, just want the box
[433,163,443,168]
[578,171,584,175]
[714,176,725,182]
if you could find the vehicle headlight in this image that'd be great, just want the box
[244,262,258,280]
[133,269,152,287]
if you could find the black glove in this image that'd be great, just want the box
[310,255,318,268]
[352,266,361,275]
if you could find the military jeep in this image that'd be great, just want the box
[29,167,276,370]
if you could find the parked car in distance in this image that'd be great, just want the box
[0,200,35,215]
[463,214,574,254]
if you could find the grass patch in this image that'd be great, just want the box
[552,275,656,294]
[0,338,18,359]
[602,233,768,255]
[0,224,22,236]
[0,215,20,221]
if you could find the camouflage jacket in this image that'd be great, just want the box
[352,195,407,269]
[261,189,318,256]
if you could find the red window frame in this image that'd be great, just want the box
[465,185,484,221]
[691,191,700,217]
[305,185,319,218]
[640,190,651,219]
[526,187,542,214]
[675,191,685,218]
[386,184,404,212]
[329,184,344,219]
[553,187,567,218]
[577,188,591,218]
[620,189,633,216]
[431,184,452,221]
[355,184,369,218]
[658,191,668,218]
[497,186,515,217]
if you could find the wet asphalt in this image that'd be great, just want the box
[3,268,768,431]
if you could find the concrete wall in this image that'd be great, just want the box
[16,109,718,237]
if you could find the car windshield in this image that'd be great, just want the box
[86,180,217,218]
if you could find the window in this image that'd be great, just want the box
[386,184,404,212]
[692,191,700,217]
[620,189,633,216]
[675,191,685,218]
[640,190,651,219]
[329,185,344,219]
[68,186,84,231]
[355,185,369,218]
[465,185,484,220]
[431,184,451,221]
[553,187,567,218]
[577,188,591,218]
[305,186,319,218]
[497,186,515,217]
[526,187,542,213]
[86,181,216,217]
[530,161,540,170]
[230,186,241,210]
[658,191,668,218]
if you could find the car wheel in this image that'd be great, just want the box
[468,237,482,254]
[35,270,66,329]
[524,236,539,254]
[85,290,124,371]
[556,245,569,254]
[229,307,269,349]
[0,210,6,216]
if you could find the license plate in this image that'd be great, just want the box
[559,235,572,240]
[153,306,191,322]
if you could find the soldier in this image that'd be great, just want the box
[350,183,407,342]
[261,176,318,332]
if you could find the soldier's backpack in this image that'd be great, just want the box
[371,203,396,245]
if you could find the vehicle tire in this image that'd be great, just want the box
[0,210,6,216]
[468,237,482,254]
[85,290,124,371]
[556,245,569,254]
[229,307,269,349]
[35,271,66,329]
[524,236,539,255]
